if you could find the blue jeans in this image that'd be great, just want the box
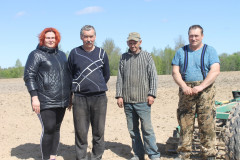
[124,103,160,159]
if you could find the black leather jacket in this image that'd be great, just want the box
[24,45,71,110]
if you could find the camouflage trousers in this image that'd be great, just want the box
[177,81,217,157]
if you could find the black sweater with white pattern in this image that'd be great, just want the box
[68,46,110,96]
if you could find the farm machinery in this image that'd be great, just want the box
[165,91,240,160]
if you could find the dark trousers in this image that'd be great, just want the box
[73,95,107,160]
[38,107,66,160]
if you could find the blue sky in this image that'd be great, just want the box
[1,0,240,68]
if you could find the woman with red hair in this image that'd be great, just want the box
[24,28,71,160]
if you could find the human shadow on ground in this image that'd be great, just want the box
[11,143,42,160]
[157,142,178,159]
[105,141,133,159]
[11,143,75,160]
[11,141,132,160]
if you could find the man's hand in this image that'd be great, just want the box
[147,96,155,106]
[67,105,72,111]
[32,96,40,114]
[192,85,204,94]
[172,65,193,96]
[67,94,73,111]
[182,86,193,95]
[117,98,124,108]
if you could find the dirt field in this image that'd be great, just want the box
[0,71,239,160]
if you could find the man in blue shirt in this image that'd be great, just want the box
[172,25,220,160]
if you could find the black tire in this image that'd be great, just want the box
[224,103,240,160]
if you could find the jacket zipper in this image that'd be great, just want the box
[54,53,64,107]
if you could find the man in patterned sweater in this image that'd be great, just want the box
[116,32,160,160]
[68,25,110,160]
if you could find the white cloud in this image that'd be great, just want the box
[76,6,104,15]
[15,11,26,17]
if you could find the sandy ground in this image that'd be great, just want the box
[0,71,239,160]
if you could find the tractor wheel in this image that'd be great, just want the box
[224,104,240,160]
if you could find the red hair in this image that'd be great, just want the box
[38,27,61,47]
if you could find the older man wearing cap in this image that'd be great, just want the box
[116,32,160,160]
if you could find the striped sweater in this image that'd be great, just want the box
[116,50,158,103]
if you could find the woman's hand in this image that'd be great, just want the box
[32,96,40,114]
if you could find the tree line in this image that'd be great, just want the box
[0,37,239,78]
[0,59,24,78]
